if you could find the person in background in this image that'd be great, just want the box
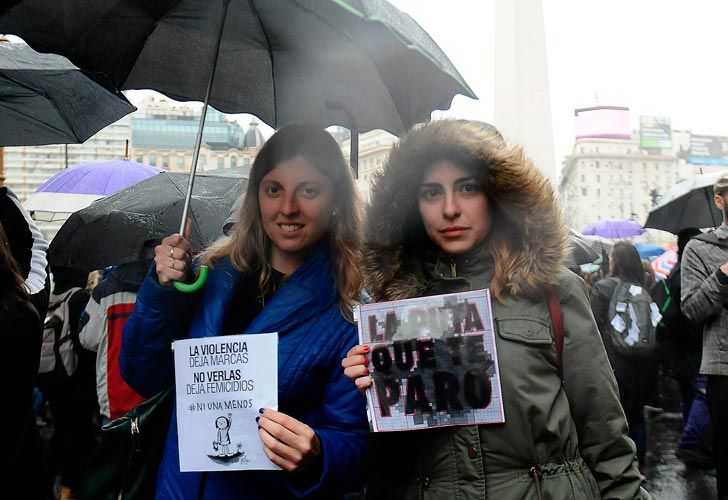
[38,267,95,500]
[642,259,656,285]
[342,120,648,499]
[590,241,658,474]
[121,124,368,499]
[657,228,712,465]
[681,172,728,499]
[0,221,48,499]
[79,261,150,424]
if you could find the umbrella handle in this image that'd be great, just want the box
[173,265,209,293]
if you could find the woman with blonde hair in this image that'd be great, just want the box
[121,124,368,499]
[343,120,649,499]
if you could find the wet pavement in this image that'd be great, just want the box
[643,379,717,499]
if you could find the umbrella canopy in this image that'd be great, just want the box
[0,42,135,147]
[652,250,678,280]
[48,172,247,272]
[0,0,475,137]
[635,243,665,259]
[581,219,646,239]
[24,160,161,222]
[565,230,600,267]
[645,172,724,234]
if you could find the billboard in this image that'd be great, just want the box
[640,116,672,149]
[688,135,728,166]
[575,106,631,139]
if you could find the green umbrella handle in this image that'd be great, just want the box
[173,265,209,293]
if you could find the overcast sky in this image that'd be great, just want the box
[390,0,728,169]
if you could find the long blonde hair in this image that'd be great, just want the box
[202,124,362,319]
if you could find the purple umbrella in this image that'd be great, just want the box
[24,159,161,221]
[581,219,646,239]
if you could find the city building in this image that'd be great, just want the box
[2,115,131,202]
[130,96,263,177]
[560,134,682,233]
[340,129,397,202]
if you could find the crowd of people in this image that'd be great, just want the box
[2,120,726,499]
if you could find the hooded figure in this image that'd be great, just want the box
[352,121,649,499]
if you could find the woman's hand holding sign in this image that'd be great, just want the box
[341,344,372,395]
[257,408,321,472]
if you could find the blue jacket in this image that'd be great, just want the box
[121,247,368,499]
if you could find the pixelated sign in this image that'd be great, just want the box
[357,290,504,432]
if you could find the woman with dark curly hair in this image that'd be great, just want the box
[343,120,649,499]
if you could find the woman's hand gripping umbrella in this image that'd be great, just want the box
[154,219,208,292]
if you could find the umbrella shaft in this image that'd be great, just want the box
[179,0,231,235]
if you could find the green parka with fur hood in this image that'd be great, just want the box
[361,121,650,500]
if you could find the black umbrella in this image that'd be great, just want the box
[3,0,475,289]
[0,0,474,138]
[645,172,723,234]
[48,172,247,273]
[0,42,135,146]
[565,231,600,268]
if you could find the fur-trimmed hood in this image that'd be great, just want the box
[364,120,569,302]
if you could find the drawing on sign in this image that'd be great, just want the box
[206,413,248,465]
[357,289,504,432]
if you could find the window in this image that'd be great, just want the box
[149,153,156,166]
[162,155,170,169]
[581,188,587,196]
[177,156,185,169]
[230,156,237,169]
[217,157,224,170]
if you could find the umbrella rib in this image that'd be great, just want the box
[0,73,78,139]
[246,0,276,127]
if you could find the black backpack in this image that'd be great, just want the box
[606,280,659,357]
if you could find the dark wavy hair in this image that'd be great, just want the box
[610,241,646,285]
[0,221,29,310]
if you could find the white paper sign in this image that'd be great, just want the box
[615,301,627,313]
[173,333,279,472]
[625,304,640,346]
[611,314,627,333]
[629,285,643,297]
[650,302,663,327]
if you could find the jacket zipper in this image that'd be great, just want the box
[450,258,457,278]
[530,466,543,500]
[116,416,139,500]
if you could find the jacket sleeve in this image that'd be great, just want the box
[561,274,650,500]
[120,268,195,397]
[79,295,105,352]
[681,241,728,322]
[285,322,369,497]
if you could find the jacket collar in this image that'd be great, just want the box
[189,246,338,338]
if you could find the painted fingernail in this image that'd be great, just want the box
[255,416,260,422]
[258,408,265,414]
[362,345,370,353]
[364,357,370,365]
